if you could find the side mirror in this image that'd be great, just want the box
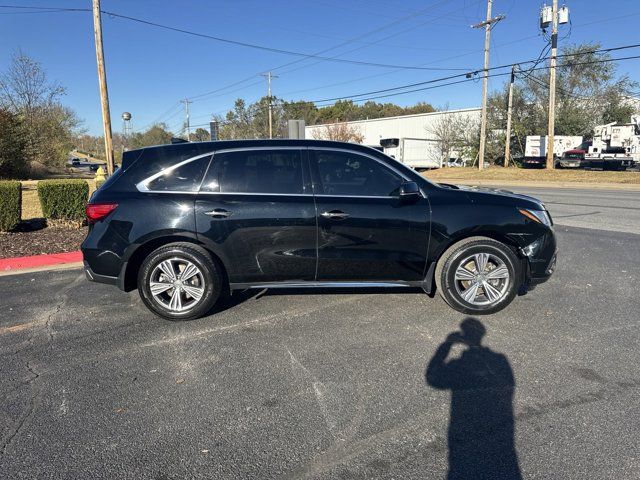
[399,181,422,200]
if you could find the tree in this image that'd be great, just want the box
[282,100,318,126]
[314,122,364,143]
[128,123,173,149]
[191,127,210,142]
[427,111,480,165]
[214,97,438,139]
[217,98,257,139]
[0,108,27,177]
[488,42,639,161]
[0,51,80,169]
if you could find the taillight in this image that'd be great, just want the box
[86,203,118,223]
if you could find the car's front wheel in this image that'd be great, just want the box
[138,243,223,320]
[435,236,520,315]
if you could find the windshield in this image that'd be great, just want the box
[564,152,584,159]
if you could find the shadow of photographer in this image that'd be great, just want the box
[426,318,521,480]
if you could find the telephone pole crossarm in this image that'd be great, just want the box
[471,13,506,29]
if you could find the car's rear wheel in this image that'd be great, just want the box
[435,236,520,315]
[138,243,223,320]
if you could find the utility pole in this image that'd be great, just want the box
[504,64,516,167]
[181,99,192,141]
[92,0,114,175]
[261,72,278,139]
[472,1,505,170]
[546,0,559,169]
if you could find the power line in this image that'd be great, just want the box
[303,43,640,105]
[183,0,481,102]
[98,9,473,72]
[310,53,640,107]
[0,4,474,74]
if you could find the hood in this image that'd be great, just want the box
[437,183,546,210]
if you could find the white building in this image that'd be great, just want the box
[305,107,480,147]
[305,107,481,168]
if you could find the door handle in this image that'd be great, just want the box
[321,210,350,220]
[203,208,231,218]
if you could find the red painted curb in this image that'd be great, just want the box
[0,251,83,272]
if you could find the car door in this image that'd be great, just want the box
[195,147,317,285]
[309,148,430,282]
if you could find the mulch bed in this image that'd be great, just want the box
[0,219,87,258]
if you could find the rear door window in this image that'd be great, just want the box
[201,149,304,194]
[145,155,211,192]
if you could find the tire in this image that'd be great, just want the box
[435,236,520,315]
[137,243,223,320]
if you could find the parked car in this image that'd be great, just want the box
[555,149,584,168]
[82,140,557,319]
[446,158,466,168]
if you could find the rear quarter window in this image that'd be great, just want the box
[144,155,211,192]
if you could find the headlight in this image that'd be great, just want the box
[519,208,552,227]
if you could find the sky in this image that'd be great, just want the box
[1,0,639,136]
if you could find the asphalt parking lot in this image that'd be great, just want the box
[1,187,639,479]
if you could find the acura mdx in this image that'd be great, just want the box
[82,140,557,319]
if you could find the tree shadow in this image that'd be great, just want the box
[426,318,521,480]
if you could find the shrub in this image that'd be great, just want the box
[37,179,89,223]
[0,180,22,231]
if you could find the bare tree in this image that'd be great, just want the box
[314,121,364,143]
[427,112,481,166]
[0,51,65,112]
[427,113,458,164]
[0,51,80,169]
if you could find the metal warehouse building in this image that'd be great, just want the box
[305,107,480,149]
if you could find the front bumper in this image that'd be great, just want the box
[521,230,557,286]
[528,250,557,285]
[559,161,580,168]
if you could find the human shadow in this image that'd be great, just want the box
[426,318,521,480]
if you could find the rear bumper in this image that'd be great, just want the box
[83,260,128,290]
[84,261,117,286]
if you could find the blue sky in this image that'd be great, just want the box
[1,0,639,135]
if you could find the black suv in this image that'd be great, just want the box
[82,140,556,319]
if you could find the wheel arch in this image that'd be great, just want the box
[425,230,526,294]
[120,235,229,292]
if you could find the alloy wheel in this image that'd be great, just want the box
[453,252,510,306]
[149,257,205,312]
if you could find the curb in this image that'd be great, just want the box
[0,251,83,273]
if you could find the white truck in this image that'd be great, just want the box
[523,117,639,170]
[523,135,583,167]
[582,118,639,170]
[379,137,441,170]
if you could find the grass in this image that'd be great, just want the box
[21,180,96,220]
[423,167,640,184]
